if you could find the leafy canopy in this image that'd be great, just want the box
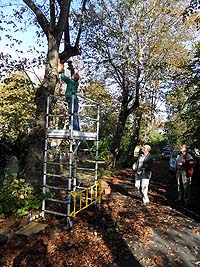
[0,71,35,141]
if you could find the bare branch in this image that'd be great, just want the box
[22,0,50,36]
[63,1,71,48]
[50,0,56,29]
[75,0,87,47]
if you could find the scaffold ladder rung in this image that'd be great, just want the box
[77,177,95,181]
[46,185,68,191]
[47,161,68,166]
[45,173,67,178]
[44,210,67,217]
[48,114,68,117]
[46,197,67,204]
[77,167,95,171]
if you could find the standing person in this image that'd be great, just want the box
[58,60,80,131]
[176,144,194,206]
[132,144,153,205]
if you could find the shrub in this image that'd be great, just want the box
[0,176,42,217]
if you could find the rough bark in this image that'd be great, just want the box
[25,127,46,185]
[110,104,129,168]
[127,111,142,157]
[109,67,141,168]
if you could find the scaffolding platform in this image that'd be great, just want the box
[42,94,100,227]
[47,129,97,140]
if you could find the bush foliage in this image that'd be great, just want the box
[0,177,42,218]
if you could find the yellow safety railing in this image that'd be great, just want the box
[69,181,101,217]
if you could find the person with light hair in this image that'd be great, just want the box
[132,144,153,205]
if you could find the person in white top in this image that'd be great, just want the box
[132,144,153,205]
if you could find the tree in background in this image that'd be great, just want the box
[184,0,200,26]
[84,80,118,159]
[82,0,197,166]
[0,71,35,170]
[0,72,35,140]
[164,0,200,147]
[165,42,200,148]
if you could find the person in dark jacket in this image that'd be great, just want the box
[176,144,194,206]
[58,60,80,131]
[132,144,153,205]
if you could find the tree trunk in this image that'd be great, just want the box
[25,35,59,185]
[127,111,142,157]
[25,127,46,185]
[109,106,129,168]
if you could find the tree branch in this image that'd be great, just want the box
[75,0,87,47]
[50,0,56,29]
[54,0,70,42]
[23,0,50,36]
[59,0,84,62]
[64,1,71,49]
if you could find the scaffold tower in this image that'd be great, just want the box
[42,94,100,228]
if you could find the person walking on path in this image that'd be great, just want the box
[58,60,80,131]
[176,144,194,206]
[132,144,153,205]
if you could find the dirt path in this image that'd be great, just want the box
[0,159,200,267]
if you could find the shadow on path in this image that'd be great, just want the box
[152,158,200,222]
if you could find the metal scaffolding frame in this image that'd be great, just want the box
[42,94,100,228]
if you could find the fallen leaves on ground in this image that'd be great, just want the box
[0,160,200,267]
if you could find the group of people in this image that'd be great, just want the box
[132,144,194,207]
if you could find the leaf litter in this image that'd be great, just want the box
[0,160,200,267]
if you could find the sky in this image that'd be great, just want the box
[0,0,84,82]
[0,36,46,82]
[0,1,47,81]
